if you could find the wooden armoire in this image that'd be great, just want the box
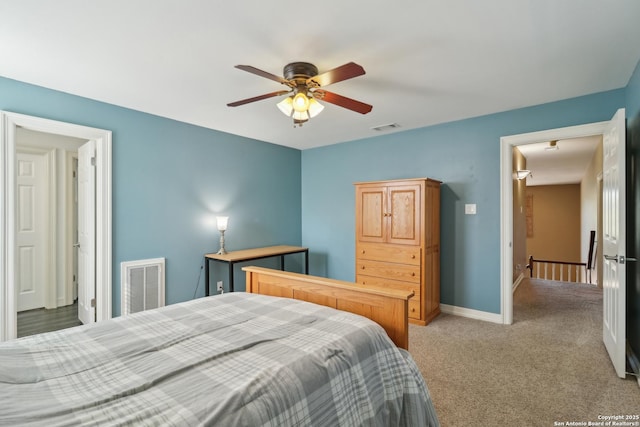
[354,178,441,325]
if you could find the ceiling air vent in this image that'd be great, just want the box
[371,123,401,132]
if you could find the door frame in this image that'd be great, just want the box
[0,111,112,341]
[500,120,609,325]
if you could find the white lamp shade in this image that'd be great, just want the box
[277,97,293,116]
[292,110,310,121]
[216,216,228,231]
[308,98,324,118]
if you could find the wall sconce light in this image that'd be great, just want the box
[545,140,559,151]
[216,216,228,255]
[516,170,532,180]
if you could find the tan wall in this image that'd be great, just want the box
[526,184,581,263]
[512,147,528,281]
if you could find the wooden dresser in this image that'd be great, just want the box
[354,178,441,325]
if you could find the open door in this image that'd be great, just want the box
[77,140,96,325]
[602,108,627,378]
[15,151,48,312]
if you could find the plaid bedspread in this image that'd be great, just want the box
[0,293,439,426]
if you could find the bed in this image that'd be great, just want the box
[0,267,439,426]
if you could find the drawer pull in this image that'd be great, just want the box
[411,272,416,276]
[361,266,365,270]
[411,254,416,259]
[362,250,366,254]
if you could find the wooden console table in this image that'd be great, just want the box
[204,245,309,296]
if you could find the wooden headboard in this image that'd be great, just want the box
[243,266,413,350]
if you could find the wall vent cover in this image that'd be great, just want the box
[121,258,165,316]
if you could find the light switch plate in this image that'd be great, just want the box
[465,204,477,215]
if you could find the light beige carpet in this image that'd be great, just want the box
[409,278,639,426]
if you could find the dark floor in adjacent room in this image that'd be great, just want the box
[17,302,83,338]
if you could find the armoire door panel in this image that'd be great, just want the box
[388,185,421,245]
[356,186,386,243]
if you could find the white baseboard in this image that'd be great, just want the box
[440,304,503,324]
[512,272,525,292]
[440,271,524,324]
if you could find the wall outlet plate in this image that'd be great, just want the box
[217,281,223,292]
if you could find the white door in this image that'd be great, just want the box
[16,152,48,311]
[602,108,626,378]
[77,140,96,325]
[72,157,79,302]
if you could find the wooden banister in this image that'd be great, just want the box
[526,255,591,284]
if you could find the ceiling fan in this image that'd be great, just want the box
[227,61,373,127]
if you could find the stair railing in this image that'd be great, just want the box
[526,255,592,284]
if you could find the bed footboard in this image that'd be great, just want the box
[243,266,413,349]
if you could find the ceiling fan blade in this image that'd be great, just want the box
[308,62,366,87]
[227,90,290,107]
[315,90,372,114]
[234,65,288,84]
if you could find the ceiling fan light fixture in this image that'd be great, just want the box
[277,92,323,124]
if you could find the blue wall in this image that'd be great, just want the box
[302,89,625,314]
[625,58,640,356]
[1,76,302,316]
[2,71,634,318]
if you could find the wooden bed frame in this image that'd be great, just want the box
[243,266,414,349]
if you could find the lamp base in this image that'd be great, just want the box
[216,230,227,255]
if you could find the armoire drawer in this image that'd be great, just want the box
[356,273,420,295]
[357,243,421,265]
[356,274,422,319]
[408,299,421,319]
[356,260,421,283]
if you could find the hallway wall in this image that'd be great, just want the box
[526,184,581,263]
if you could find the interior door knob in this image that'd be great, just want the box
[604,254,637,264]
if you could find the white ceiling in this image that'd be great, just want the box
[1,1,640,151]
[517,136,602,186]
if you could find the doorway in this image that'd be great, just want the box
[500,120,610,325]
[0,111,113,341]
[517,135,602,285]
[14,128,86,335]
